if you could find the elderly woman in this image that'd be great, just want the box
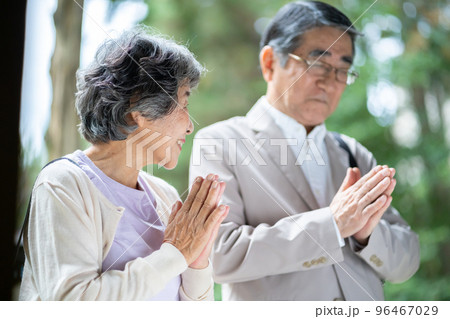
[19,29,228,301]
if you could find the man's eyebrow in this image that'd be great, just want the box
[308,49,331,58]
[342,56,353,64]
[308,49,353,65]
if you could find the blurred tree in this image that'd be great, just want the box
[142,0,450,300]
[46,0,84,159]
[46,0,124,159]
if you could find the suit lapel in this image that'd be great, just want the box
[247,99,320,211]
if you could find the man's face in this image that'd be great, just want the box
[264,26,354,132]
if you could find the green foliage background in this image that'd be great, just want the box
[17,0,449,301]
[140,0,450,300]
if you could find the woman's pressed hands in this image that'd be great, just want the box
[189,175,228,269]
[330,165,397,243]
[163,174,228,268]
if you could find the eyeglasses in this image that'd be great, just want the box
[288,53,359,85]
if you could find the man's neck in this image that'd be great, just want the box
[264,95,316,134]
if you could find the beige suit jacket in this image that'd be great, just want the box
[189,98,420,300]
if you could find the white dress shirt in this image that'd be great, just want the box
[261,96,345,247]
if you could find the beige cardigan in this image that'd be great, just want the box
[19,158,213,301]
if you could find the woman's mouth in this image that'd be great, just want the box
[177,139,185,150]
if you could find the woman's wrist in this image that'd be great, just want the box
[189,259,209,269]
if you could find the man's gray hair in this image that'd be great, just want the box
[75,27,206,144]
[260,1,362,66]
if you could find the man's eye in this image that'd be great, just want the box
[311,62,328,69]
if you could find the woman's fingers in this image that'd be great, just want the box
[182,176,204,212]
[203,205,229,235]
[207,205,229,247]
[215,182,226,207]
[188,205,229,269]
[195,180,224,222]
[188,174,216,218]
[164,174,227,264]
[203,205,229,251]
[168,200,182,224]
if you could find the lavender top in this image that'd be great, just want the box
[72,150,181,300]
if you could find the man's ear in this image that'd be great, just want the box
[260,45,275,82]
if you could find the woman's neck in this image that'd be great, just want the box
[84,141,140,189]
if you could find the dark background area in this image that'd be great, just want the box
[1,0,26,300]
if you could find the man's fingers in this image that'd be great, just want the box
[338,168,351,192]
[339,168,359,192]
[380,195,393,214]
[362,194,387,216]
[384,178,396,197]
[352,165,383,189]
[353,167,361,181]
[360,176,391,208]
[361,196,392,235]
[389,168,396,178]
[357,168,391,198]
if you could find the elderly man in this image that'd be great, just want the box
[189,1,419,300]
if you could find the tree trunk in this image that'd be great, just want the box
[47,0,84,159]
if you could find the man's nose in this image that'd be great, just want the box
[316,70,336,88]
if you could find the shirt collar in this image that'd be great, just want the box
[261,95,327,148]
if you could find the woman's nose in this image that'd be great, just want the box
[186,118,194,135]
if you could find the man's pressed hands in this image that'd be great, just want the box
[330,165,396,245]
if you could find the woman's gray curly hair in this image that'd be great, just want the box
[75,28,206,144]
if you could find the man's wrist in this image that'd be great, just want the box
[352,235,369,251]
[331,212,345,247]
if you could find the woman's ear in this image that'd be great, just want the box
[130,111,144,127]
[260,45,275,82]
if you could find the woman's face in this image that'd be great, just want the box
[129,84,194,170]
